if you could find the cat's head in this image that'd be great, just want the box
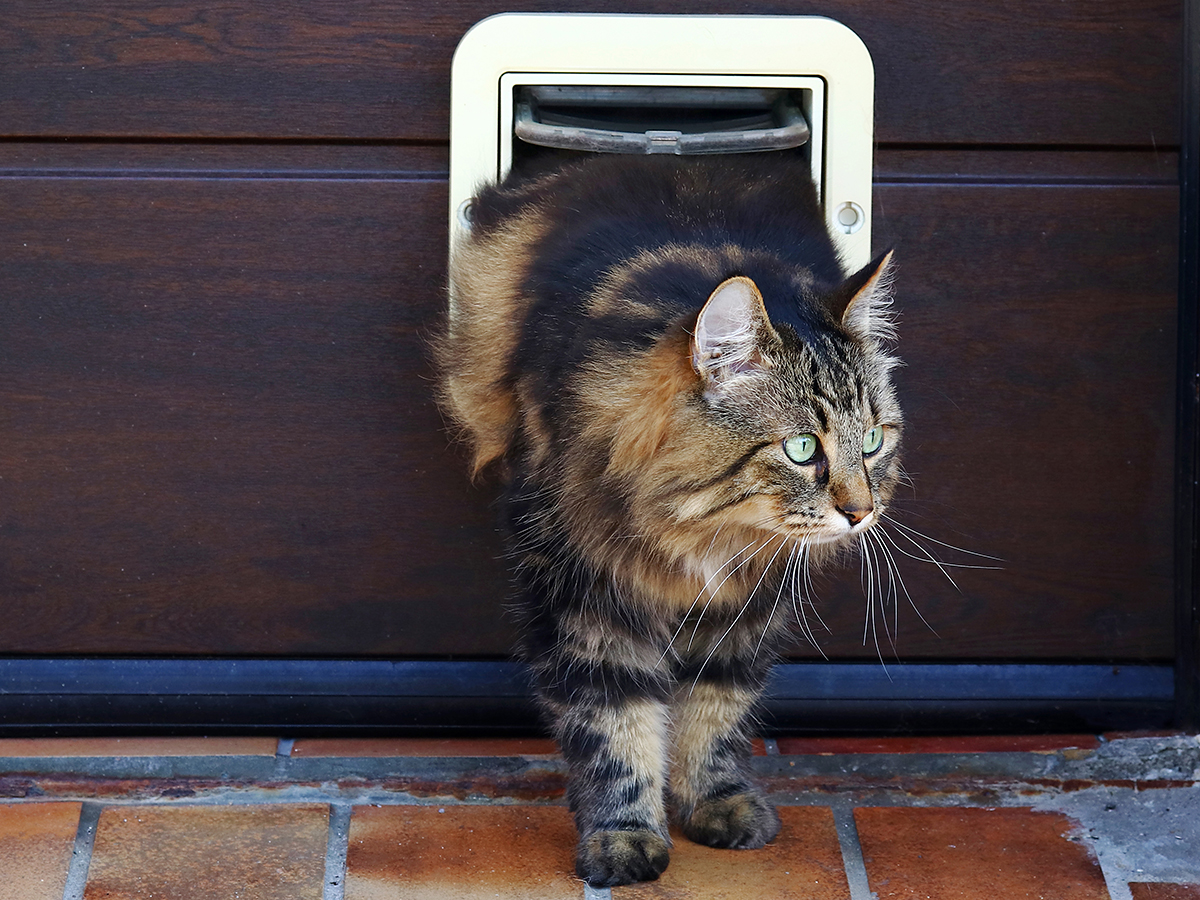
[565,249,901,588]
[674,251,902,551]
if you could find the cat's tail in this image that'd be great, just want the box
[436,209,547,479]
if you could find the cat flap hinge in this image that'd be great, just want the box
[513,86,810,156]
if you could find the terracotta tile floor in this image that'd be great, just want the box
[0,732,1196,899]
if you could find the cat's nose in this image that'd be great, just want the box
[837,502,873,527]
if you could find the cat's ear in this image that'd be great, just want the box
[692,276,776,382]
[828,250,896,342]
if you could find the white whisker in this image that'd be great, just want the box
[881,524,963,590]
[875,526,941,636]
[755,538,798,662]
[797,540,831,638]
[865,528,900,653]
[689,533,789,695]
[867,530,893,643]
[685,533,780,651]
[790,540,827,654]
[868,528,901,642]
[879,523,1002,582]
[859,534,875,645]
[752,594,783,664]
[657,536,758,666]
[882,515,1004,563]
[863,535,889,675]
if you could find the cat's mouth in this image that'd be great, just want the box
[779,509,880,544]
[844,510,878,533]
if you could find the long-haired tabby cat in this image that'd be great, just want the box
[438,152,900,887]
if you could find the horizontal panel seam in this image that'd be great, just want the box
[0,170,448,182]
[0,174,1177,188]
[875,179,1179,188]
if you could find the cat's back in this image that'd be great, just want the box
[440,154,841,477]
[484,155,837,288]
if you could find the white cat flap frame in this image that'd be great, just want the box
[449,13,876,269]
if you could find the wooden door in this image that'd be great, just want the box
[0,2,1186,729]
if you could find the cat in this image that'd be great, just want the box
[438,152,901,887]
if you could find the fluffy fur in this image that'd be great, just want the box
[438,154,902,886]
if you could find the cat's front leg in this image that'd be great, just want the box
[669,677,781,849]
[546,696,672,886]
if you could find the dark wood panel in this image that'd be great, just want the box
[875,149,1180,186]
[0,143,449,177]
[0,1,1179,146]
[0,170,1179,659]
[809,183,1179,661]
[0,174,511,656]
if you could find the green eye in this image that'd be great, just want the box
[863,425,885,456]
[783,434,819,464]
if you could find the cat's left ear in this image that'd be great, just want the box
[692,275,777,383]
[828,250,896,342]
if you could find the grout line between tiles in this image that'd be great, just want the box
[61,802,102,900]
[1093,835,1133,900]
[831,801,874,900]
[1102,876,1133,900]
[323,804,352,900]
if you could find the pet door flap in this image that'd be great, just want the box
[513,86,810,155]
[449,13,876,266]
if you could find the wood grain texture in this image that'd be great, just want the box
[0,0,1180,146]
[874,149,1180,185]
[0,166,1178,658]
[0,172,510,655]
[810,182,1179,660]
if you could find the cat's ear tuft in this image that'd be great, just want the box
[829,250,896,342]
[692,276,775,383]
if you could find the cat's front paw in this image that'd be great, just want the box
[682,791,781,849]
[575,829,670,887]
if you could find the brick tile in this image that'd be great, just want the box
[0,802,82,900]
[774,734,1100,756]
[291,737,559,758]
[344,805,579,899]
[855,807,1110,899]
[614,806,850,900]
[1103,731,1184,742]
[0,737,277,757]
[1131,886,1200,900]
[83,804,328,900]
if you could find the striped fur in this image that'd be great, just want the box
[438,155,902,887]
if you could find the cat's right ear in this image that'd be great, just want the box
[692,276,776,384]
[828,250,897,343]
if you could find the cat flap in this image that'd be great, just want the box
[692,276,777,382]
[513,86,811,156]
